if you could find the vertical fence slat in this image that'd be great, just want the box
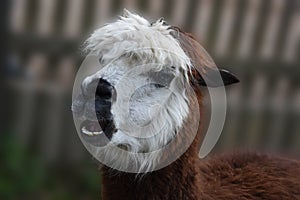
[63,0,85,38]
[10,0,28,32]
[27,0,59,160]
[267,77,290,150]
[39,92,64,163]
[221,85,243,149]
[213,0,237,57]
[192,0,214,43]
[283,10,300,62]
[237,0,261,59]
[60,0,86,163]
[123,0,139,12]
[93,0,113,26]
[14,86,36,146]
[148,0,165,19]
[170,0,189,27]
[36,0,57,35]
[260,0,285,60]
[290,91,300,155]
[14,55,47,146]
[244,75,268,147]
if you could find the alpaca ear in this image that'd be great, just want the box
[196,68,239,87]
[169,27,239,87]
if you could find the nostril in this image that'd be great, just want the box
[96,78,113,99]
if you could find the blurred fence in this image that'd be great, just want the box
[7,0,300,164]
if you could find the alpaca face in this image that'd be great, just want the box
[78,56,190,153]
[72,10,238,172]
[72,52,196,173]
[72,10,199,172]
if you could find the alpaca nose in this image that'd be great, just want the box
[74,78,114,120]
[95,78,114,100]
[73,78,116,147]
[95,79,116,139]
[95,79,114,120]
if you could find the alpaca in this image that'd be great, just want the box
[72,10,300,200]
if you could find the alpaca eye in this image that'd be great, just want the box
[154,83,165,88]
[148,70,175,87]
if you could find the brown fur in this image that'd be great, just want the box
[100,27,300,200]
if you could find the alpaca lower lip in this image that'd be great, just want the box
[80,120,103,136]
[81,126,103,136]
[79,120,111,147]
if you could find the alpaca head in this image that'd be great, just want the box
[72,10,239,173]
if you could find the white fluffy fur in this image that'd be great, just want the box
[82,10,193,172]
[84,9,191,75]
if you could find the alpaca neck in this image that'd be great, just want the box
[101,93,204,200]
[101,142,202,200]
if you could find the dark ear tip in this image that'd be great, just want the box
[219,69,240,86]
[193,68,240,87]
[227,74,240,84]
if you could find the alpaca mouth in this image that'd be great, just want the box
[79,119,116,147]
[80,120,113,147]
[80,120,104,136]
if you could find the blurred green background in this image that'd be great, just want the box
[2,0,300,199]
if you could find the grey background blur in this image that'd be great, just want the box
[2,0,300,199]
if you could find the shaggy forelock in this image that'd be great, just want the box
[83,9,191,74]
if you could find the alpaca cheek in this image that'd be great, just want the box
[110,130,141,152]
